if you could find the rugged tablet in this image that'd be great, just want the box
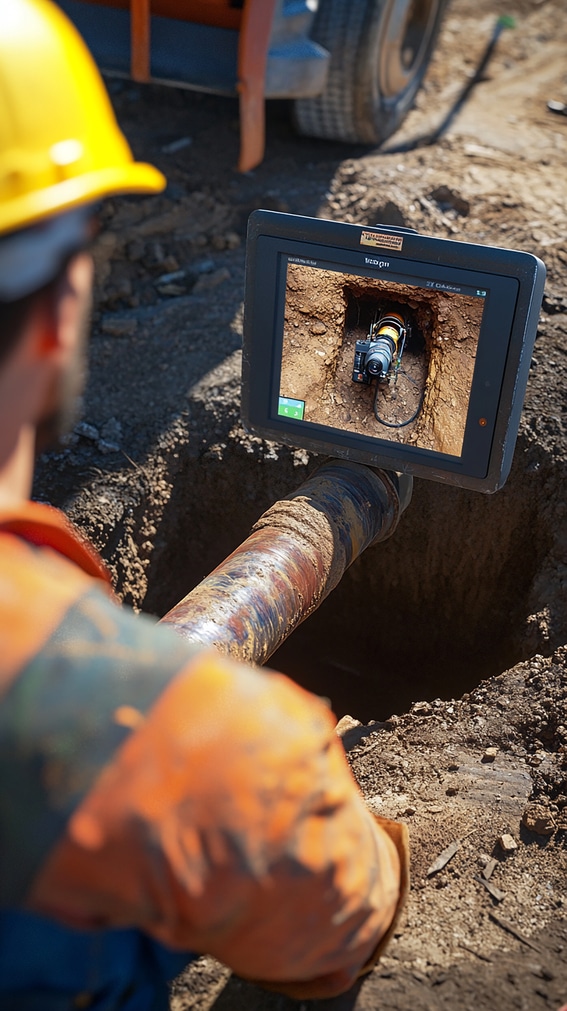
[242,211,546,492]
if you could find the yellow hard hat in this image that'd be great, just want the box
[0,0,165,238]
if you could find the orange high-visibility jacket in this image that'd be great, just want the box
[0,501,403,1003]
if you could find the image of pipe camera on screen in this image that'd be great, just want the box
[278,264,469,454]
[351,307,424,430]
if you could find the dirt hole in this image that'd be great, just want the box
[144,433,553,723]
[345,290,428,430]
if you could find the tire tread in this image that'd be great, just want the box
[293,0,446,145]
[294,0,369,143]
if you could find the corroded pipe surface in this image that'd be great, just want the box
[159,462,411,666]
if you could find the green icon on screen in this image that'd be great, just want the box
[278,396,305,421]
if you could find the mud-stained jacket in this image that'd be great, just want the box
[0,501,406,1009]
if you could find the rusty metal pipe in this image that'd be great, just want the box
[159,462,412,665]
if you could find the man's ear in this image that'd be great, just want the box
[46,252,94,362]
[26,252,93,366]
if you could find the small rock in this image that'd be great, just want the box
[311,321,327,335]
[429,185,470,216]
[336,715,373,752]
[192,267,231,294]
[224,231,241,250]
[155,269,186,286]
[521,803,556,837]
[292,448,310,467]
[413,701,433,715]
[529,964,555,981]
[446,786,459,796]
[74,421,100,442]
[97,439,120,455]
[100,418,123,443]
[498,833,518,853]
[194,258,215,274]
[156,283,186,297]
[482,747,499,762]
[101,316,137,337]
[60,431,79,448]
[335,715,361,738]
[403,806,416,816]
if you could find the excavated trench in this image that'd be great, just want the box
[142,424,561,722]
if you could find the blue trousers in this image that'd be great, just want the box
[0,910,196,1010]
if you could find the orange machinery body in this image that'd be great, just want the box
[57,0,329,171]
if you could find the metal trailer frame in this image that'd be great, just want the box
[56,0,329,171]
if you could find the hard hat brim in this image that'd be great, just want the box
[0,161,166,238]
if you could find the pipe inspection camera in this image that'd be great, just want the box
[242,211,546,493]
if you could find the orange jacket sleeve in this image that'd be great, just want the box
[29,645,401,997]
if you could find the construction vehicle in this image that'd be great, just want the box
[56,0,449,171]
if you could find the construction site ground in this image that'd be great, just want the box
[34,0,567,1007]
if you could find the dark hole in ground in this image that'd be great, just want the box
[144,436,552,723]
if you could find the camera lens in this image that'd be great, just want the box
[365,336,395,377]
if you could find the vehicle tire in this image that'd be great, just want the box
[293,0,448,145]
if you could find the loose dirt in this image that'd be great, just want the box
[34,0,567,1007]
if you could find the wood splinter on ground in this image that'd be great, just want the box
[426,839,461,877]
[474,874,506,902]
[426,829,477,877]
[488,912,544,953]
[481,857,497,880]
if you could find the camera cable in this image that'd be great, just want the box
[373,369,424,429]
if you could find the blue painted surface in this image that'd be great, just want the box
[56,0,328,98]
[57,0,239,94]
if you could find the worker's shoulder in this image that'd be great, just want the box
[0,519,102,686]
[0,515,97,605]
[0,504,197,697]
[0,501,111,672]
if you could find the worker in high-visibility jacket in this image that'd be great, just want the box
[0,2,408,1007]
